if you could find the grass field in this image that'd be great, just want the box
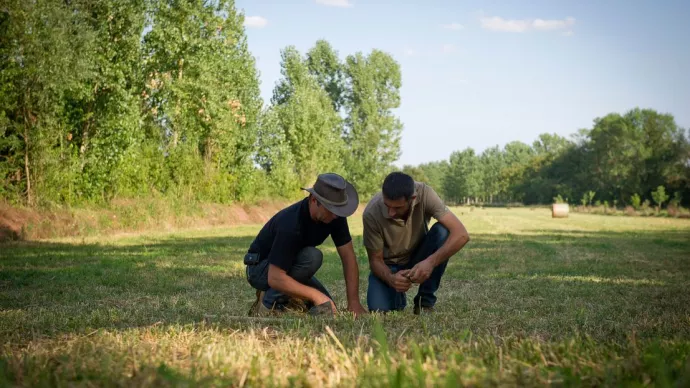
[1,206,689,386]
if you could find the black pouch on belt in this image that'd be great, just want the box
[243,252,261,265]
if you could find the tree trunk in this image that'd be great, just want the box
[172,58,185,149]
[22,92,33,207]
[24,125,32,207]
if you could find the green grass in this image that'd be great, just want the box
[1,207,689,386]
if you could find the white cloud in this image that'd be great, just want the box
[533,17,575,31]
[563,30,574,37]
[442,22,464,31]
[244,16,268,28]
[441,44,457,54]
[315,0,353,7]
[481,16,575,33]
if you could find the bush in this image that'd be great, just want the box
[630,194,641,210]
[651,186,669,212]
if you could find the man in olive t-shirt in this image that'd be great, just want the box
[362,172,470,314]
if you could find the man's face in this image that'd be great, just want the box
[311,197,339,224]
[383,196,414,219]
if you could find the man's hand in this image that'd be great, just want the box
[346,301,368,317]
[408,259,435,284]
[312,292,337,314]
[388,269,413,292]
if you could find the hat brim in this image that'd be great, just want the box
[302,181,359,218]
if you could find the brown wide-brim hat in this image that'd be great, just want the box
[302,173,359,218]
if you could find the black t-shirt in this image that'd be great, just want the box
[248,197,352,271]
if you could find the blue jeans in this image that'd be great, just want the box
[367,223,450,312]
[246,247,332,310]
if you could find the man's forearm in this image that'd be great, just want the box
[428,232,469,267]
[369,257,393,285]
[341,256,360,303]
[268,271,326,303]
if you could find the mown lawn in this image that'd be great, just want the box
[1,207,689,386]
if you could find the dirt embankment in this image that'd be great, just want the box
[0,199,368,242]
[0,200,289,242]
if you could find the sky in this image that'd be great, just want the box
[235,0,690,167]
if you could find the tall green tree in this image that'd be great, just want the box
[479,146,505,203]
[500,141,535,202]
[64,0,148,202]
[343,50,403,199]
[254,106,300,197]
[270,46,344,187]
[401,165,430,184]
[0,0,95,205]
[306,40,345,112]
[142,0,261,201]
[444,148,482,204]
[418,161,449,198]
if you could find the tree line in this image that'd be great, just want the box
[1,0,401,206]
[2,1,688,209]
[403,108,690,208]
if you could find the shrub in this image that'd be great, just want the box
[553,194,566,204]
[651,186,669,212]
[630,194,641,210]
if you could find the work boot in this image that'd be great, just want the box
[285,297,309,313]
[248,290,271,316]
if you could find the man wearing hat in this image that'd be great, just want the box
[244,173,367,316]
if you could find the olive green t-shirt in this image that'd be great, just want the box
[362,182,450,265]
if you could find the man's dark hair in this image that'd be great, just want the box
[382,172,415,201]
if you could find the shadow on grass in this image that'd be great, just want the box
[1,228,689,341]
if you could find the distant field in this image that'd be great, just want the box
[1,207,689,386]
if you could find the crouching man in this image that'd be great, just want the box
[363,172,470,314]
[245,173,367,317]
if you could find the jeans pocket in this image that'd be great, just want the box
[247,261,269,291]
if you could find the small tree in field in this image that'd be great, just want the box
[630,194,642,210]
[651,186,669,213]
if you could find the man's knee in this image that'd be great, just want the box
[367,297,397,313]
[429,222,449,246]
[289,247,323,282]
[366,273,398,312]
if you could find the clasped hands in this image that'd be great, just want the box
[387,258,435,292]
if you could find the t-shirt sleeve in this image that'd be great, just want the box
[330,217,352,247]
[424,184,451,220]
[362,211,384,252]
[266,229,301,271]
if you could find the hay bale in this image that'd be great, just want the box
[552,203,569,218]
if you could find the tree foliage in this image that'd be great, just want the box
[342,50,403,199]
[415,109,689,208]
[0,3,686,210]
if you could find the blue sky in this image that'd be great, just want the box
[236,0,690,167]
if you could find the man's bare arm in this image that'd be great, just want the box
[367,248,412,292]
[336,241,367,314]
[267,264,334,310]
[427,211,470,267]
[336,242,361,304]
